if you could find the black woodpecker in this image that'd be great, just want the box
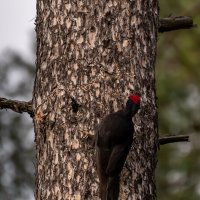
[95,95,140,200]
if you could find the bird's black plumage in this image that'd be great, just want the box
[95,95,140,200]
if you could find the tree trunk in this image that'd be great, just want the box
[33,0,159,199]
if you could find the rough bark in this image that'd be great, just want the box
[33,0,159,199]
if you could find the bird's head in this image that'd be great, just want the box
[126,94,140,117]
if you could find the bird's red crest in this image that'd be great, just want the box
[129,95,140,104]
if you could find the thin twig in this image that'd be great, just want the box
[0,97,33,117]
[159,135,189,145]
[159,16,196,33]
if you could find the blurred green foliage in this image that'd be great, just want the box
[156,1,200,200]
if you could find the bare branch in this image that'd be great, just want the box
[159,135,189,145]
[0,97,33,117]
[159,16,196,33]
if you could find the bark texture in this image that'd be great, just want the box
[33,0,159,199]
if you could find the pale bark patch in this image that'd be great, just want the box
[71,75,77,85]
[52,43,59,59]
[77,36,84,44]
[122,39,129,47]
[76,153,81,161]
[88,31,97,48]
[55,151,59,164]
[65,3,71,11]
[52,18,57,26]
[74,193,81,200]
[47,132,54,147]
[67,162,74,180]
[66,18,72,29]
[71,138,80,149]
[76,17,82,27]
[41,62,47,70]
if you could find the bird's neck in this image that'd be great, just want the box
[123,101,139,120]
[123,108,134,120]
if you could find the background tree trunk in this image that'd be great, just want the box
[33,0,159,199]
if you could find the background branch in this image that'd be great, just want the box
[159,16,196,33]
[0,97,33,117]
[159,135,189,145]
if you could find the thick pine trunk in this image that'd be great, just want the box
[33,0,159,199]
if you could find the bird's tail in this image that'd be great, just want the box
[106,176,120,200]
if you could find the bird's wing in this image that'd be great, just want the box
[106,141,132,177]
